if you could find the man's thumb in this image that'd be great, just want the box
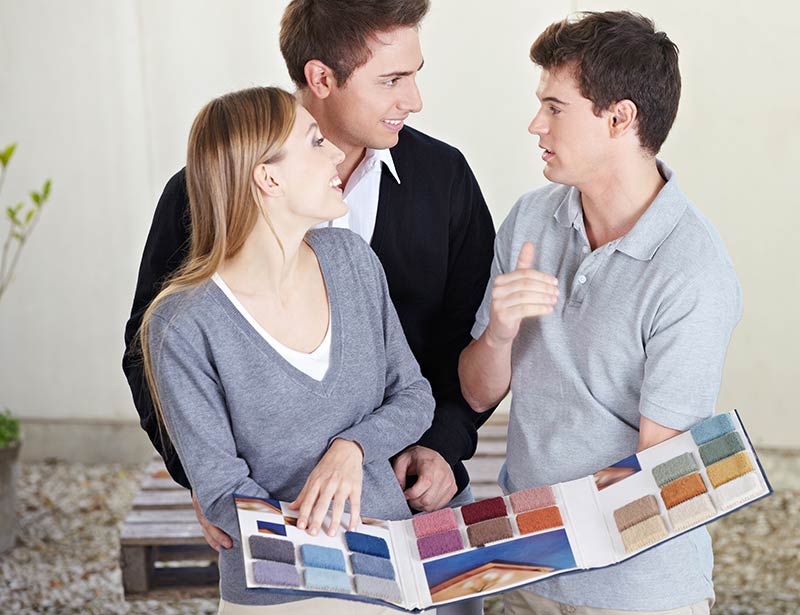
[515,242,535,270]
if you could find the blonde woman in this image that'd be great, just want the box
[140,87,434,613]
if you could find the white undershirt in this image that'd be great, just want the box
[318,147,400,243]
[211,273,332,381]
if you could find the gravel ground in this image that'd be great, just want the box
[0,460,797,615]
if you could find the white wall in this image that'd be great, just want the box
[0,0,797,452]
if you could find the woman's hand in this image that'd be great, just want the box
[288,438,364,536]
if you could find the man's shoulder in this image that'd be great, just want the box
[396,125,461,156]
[151,168,190,228]
[505,183,572,228]
[161,168,188,202]
[393,125,467,170]
[516,182,572,208]
[661,200,738,280]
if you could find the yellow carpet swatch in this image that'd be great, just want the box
[706,451,754,488]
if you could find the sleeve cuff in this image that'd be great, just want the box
[332,423,382,465]
[471,318,489,341]
[639,397,712,432]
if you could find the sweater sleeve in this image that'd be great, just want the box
[335,245,436,465]
[148,312,270,538]
[413,154,497,465]
[122,169,192,489]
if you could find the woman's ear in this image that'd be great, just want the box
[253,163,283,198]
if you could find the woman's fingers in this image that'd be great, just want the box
[307,480,339,536]
[348,486,362,531]
[328,491,347,536]
[295,480,321,531]
[293,439,364,536]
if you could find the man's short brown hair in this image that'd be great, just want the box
[280,0,429,88]
[530,11,681,155]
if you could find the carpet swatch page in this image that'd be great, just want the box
[233,409,770,612]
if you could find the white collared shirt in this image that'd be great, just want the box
[319,147,401,243]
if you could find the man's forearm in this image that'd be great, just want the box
[637,415,683,452]
[458,334,513,412]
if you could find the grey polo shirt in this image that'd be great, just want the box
[472,161,741,610]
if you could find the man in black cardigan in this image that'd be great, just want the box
[122,0,495,583]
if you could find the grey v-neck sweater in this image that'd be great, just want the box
[148,229,434,605]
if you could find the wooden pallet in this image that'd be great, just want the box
[119,459,219,599]
[119,414,508,599]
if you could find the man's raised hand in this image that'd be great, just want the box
[485,242,559,346]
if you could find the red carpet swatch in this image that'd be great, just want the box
[460,497,507,525]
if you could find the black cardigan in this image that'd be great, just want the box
[122,125,496,498]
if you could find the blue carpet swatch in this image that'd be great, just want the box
[345,531,390,559]
[691,413,735,445]
[303,567,352,593]
[350,552,395,580]
[252,560,301,587]
[249,535,295,564]
[354,574,402,602]
[300,544,346,572]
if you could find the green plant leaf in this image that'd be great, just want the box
[42,179,52,200]
[25,208,35,223]
[30,191,41,206]
[6,204,22,226]
[0,409,21,448]
[0,143,16,168]
[11,231,24,241]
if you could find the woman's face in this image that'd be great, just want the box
[266,106,347,224]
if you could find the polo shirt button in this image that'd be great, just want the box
[582,246,589,254]
[578,275,587,284]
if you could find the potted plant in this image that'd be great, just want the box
[0,409,21,552]
[0,142,52,553]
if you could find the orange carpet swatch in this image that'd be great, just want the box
[660,473,707,509]
[516,506,564,535]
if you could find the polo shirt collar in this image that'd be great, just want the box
[367,147,401,184]
[554,186,582,228]
[615,160,687,261]
[552,160,687,261]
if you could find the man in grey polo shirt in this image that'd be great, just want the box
[459,12,741,615]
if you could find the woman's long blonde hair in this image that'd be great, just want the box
[139,86,297,436]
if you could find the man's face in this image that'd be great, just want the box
[528,67,612,187]
[324,27,424,151]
